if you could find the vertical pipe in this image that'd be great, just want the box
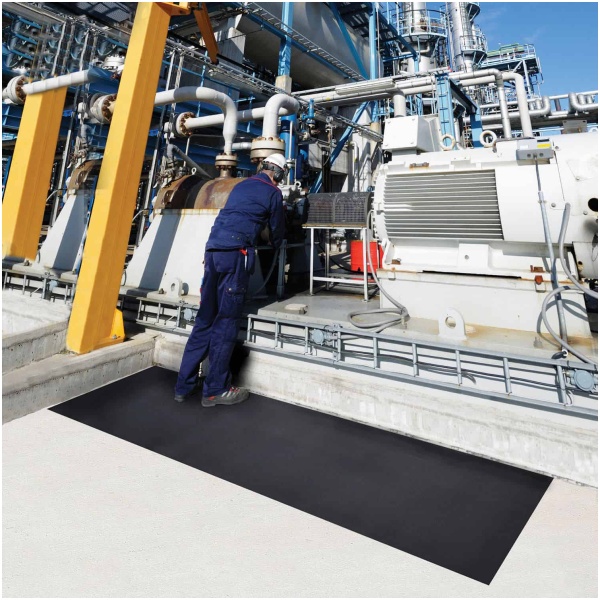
[276,2,294,93]
[393,91,407,116]
[534,157,568,342]
[495,75,512,138]
[369,4,378,80]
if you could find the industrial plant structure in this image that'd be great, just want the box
[2,2,598,484]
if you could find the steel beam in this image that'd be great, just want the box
[328,3,369,79]
[67,2,185,354]
[2,87,67,260]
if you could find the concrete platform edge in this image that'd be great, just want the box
[155,335,598,487]
[2,334,156,424]
[2,320,68,374]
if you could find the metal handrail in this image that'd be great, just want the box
[245,313,598,420]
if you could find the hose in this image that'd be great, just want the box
[558,203,598,300]
[541,286,597,367]
[246,247,281,301]
[347,211,410,332]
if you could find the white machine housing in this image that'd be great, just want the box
[373,120,598,336]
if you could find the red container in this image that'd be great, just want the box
[350,241,382,273]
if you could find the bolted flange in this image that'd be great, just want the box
[89,94,116,124]
[3,76,27,105]
[175,112,195,137]
[215,152,238,177]
[250,136,285,163]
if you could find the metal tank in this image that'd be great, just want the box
[399,2,448,73]
[447,2,487,72]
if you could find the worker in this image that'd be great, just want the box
[174,153,288,406]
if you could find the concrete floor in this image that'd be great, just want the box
[2,290,70,335]
[3,407,598,598]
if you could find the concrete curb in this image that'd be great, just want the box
[154,335,597,486]
[2,334,156,424]
[2,320,68,374]
[242,351,598,487]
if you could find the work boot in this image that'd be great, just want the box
[201,386,249,408]
[174,378,204,403]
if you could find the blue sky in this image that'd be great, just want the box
[474,2,598,96]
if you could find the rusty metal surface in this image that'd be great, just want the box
[154,175,204,210]
[67,160,101,194]
[194,177,245,209]
[155,176,246,210]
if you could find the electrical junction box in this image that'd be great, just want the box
[383,115,440,154]
[515,138,554,161]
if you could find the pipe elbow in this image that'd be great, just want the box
[193,89,237,153]
[262,93,300,138]
[568,92,598,112]
[155,87,239,153]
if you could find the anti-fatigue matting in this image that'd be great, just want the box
[50,366,551,584]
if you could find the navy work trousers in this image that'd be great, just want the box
[175,250,249,397]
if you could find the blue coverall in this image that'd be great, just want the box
[175,172,285,397]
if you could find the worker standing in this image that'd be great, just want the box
[174,154,288,406]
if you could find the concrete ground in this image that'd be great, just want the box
[3,406,597,598]
[2,290,70,335]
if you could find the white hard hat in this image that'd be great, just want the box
[263,153,288,170]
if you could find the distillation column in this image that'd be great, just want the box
[447,2,487,72]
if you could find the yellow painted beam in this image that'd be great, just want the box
[194,3,220,64]
[67,3,174,354]
[2,87,67,260]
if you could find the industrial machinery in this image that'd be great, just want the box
[2,2,598,420]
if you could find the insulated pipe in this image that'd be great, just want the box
[509,72,534,136]
[450,70,533,137]
[232,142,252,151]
[569,92,599,112]
[369,3,378,79]
[496,78,512,137]
[393,91,407,116]
[154,87,238,154]
[184,105,294,130]
[22,66,111,95]
[261,93,300,138]
[480,96,551,124]
[3,67,109,103]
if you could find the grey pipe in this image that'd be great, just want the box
[541,287,597,365]
[534,156,568,342]
[262,94,300,138]
[393,91,407,116]
[167,143,212,179]
[496,77,512,138]
[154,87,238,154]
[481,96,551,125]
[22,66,108,95]
[231,142,252,151]
[452,70,533,137]
[2,67,109,103]
[184,105,294,130]
[569,92,599,112]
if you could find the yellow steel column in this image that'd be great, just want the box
[67,2,189,354]
[2,87,68,259]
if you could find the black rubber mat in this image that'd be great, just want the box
[50,366,551,584]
